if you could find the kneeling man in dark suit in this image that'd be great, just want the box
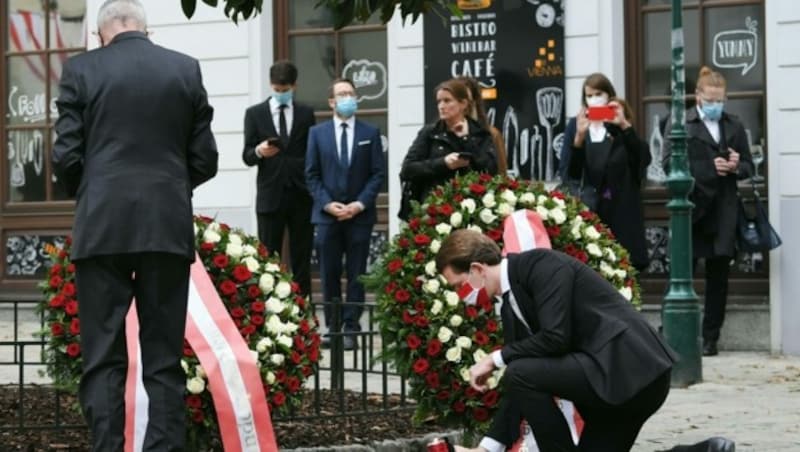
[436,230,677,452]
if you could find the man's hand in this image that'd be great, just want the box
[713,157,730,176]
[469,354,496,393]
[727,148,740,173]
[336,202,363,221]
[256,140,280,158]
[325,202,347,218]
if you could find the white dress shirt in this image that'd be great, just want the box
[333,115,356,164]
[697,105,721,143]
[269,96,294,136]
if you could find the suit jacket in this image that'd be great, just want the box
[662,108,753,258]
[242,98,316,213]
[305,118,384,225]
[52,31,218,261]
[501,251,677,405]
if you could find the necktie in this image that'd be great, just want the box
[340,123,349,168]
[500,292,515,343]
[278,105,288,147]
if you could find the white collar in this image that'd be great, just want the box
[269,97,292,112]
[500,258,510,295]
[334,115,355,130]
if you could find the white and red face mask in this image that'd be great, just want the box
[456,271,491,307]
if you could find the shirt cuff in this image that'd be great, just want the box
[479,436,506,452]
[491,350,506,368]
[254,147,262,159]
[354,201,365,211]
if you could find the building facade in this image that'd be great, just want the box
[1,0,796,354]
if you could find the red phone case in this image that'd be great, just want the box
[586,105,616,121]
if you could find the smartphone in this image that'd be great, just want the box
[458,152,473,160]
[586,105,616,121]
[266,137,281,146]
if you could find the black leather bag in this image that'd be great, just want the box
[397,180,421,221]
[737,181,782,252]
[560,175,598,211]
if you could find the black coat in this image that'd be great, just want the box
[242,99,316,213]
[502,251,677,404]
[400,118,497,204]
[567,120,651,270]
[662,108,753,258]
[52,31,218,261]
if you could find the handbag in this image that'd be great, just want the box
[559,174,598,211]
[397,180,421,221]
[736,180,782,252]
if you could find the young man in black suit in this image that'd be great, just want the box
[52,0,218,449]
[435,229,677,452]
[243,61,316,298]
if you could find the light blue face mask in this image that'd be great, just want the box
[335,96,358,118]
[273,90,293,106]
[701,101,723,121]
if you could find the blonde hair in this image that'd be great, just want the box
[696,66,726,93]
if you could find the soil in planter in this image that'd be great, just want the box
[0,385,450,451]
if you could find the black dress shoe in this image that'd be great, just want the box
[703,340,718,357]
[342,335,358,351]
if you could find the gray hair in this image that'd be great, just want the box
[97,0,147,31]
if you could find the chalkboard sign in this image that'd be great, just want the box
[423,0,566,182]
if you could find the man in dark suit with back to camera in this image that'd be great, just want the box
[436,229,677,452]
[242,61,316,298]
[306,78,384,350]
[52,0,218,450]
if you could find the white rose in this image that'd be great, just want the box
[587,243,603,257]
[619,286,633,301]
[431,299,443,315]
[259,273,275,293]
[615,269,627,279]
[496,203,514,217]
[570,224,582,240]
[500,189,517,206]
[460,198,477,214]
[604,248,617,262]
[270,354,285,366]
[242,256,260,272]
[438,326,454,343]
[482,193,497,208]
[549,208,567,225]
[265,315,283,334]
[460,368,471,382]
[423,278,440,294]
[535,205,550,220]
[456,336,472,349]
[284,321,299,333]
[265,263,280,273]
[186,377,205,394]
[265,371,276,385]
[571,215,584,227]
[467,224,483,233]
[450,315,463,327]
[195,365,206,379]
[277,335,293,349]
[487,376,499,389]
[265,297,285,314]
[445,346,462,363]
[436,223,453,236]
[430,239,441,254]
[445,291,460,307]
[208,222,221,232]
[473,349,487,363]
[479,208,497,224]
[181,360,189,374]
[584,225,601,240]
[243,244,258,256]
[203,229,221,244]
[275,281,292,299]
[536,194,549,205]
[256,337,272,353]
[226,243,243,259]
[290,305,300,317]
[228,233,243,246]
[193,223,198,237]
[599,261,616,278]
[519,192,536,205]
[450,212,463,227]
[425,261,437,277]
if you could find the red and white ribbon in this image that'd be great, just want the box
[502,210,584,451]
[123,255,278,451]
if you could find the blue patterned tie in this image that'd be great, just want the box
[340,123,349,168]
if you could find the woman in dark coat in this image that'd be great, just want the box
[567,87,652,271]
[398,79,497,220]
[662,66,753,356]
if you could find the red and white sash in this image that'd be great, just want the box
[123,255,278,451]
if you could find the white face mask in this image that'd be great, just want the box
[585,94,608,107]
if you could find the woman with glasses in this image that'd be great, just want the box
[662,66,753,357]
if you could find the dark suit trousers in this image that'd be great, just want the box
[75,252,190,452]
[314,221,373,331]
[257,188,313,297]
[488,354,670,452]
[699,256,731,342]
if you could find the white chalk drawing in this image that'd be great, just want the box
[712,16,758,76]
[647,114,667,184]
[527,0,564,27]
[342,59,387,102]
[7,85,58,124]
[536,87,563,181]
[745,129,765,182]
[8,129,44,188]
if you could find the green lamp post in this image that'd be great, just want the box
[662,0,702,386]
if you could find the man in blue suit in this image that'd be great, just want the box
[306,78,384,350]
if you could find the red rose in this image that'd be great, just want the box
[469,183,486,195]
[49,295,65,309]
[427,205,439,216]
[302,366,313,377]
[228,294,239,304]
[293,335,306,352]
[546,226,561,237]
[474,331,490,346]
[479,173,493,183]
[247,285,261,298]
[65,301,78,316]
[414,251,426,263]
[473,407,490,421]
[394,289,411,303]
[294,295,306,309]
[384,281,398,294]
[50,264,62,276]
[508,179,520,189]
[290,281,300,293]
[579,210,596,221]
[487,228,502,241]
[453,193,464,202]
[436,390,450,401]
[69,318,80,335]
[62,282,76,297]
[258,243,269,257]
[66,263,76,273]
[439,204,454,216]
[576,251,589,264]
[465,306,478,319]
[186,395,202,409]
[66,342,81,357]
[398,237,410,248]
[426,217,437,226]
[219,224,230,232]
[200,242,215,252]
[402,310,414,325]
[290,351,302,364]
[414,316,429,328]
[414,234,431,246]
[250,315,264,326]
[213,254,229,268]
[287,376,301,393]
[240,325,256,336]
[308,347,319,363]
[232,265,252,282]
[485,319,498,333]
[406,334,422,350]
[481,390,499,407]
[387,259,404,274]
[183,347,194,357]
[425,371,440,389]
[65,236,73,246]
[275,370,287,383]
[58,251,67,260]
[219,280,237,296]
[465,386,479,398]
[251,301,265,313]
[426,339,442,357]
[414,300,425,312]
[412,358,430,374]
[234,318,243,328]
[272,392,286,407]
[51,322,65,336]
[452,401,466,413]
[49,275,63,289]
[192,409,204,423]
[408,218,421,231]
[231,307,246,318]
[299,319,310,334]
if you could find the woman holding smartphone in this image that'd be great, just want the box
[564,73,652,271]
[398,79,497,220]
